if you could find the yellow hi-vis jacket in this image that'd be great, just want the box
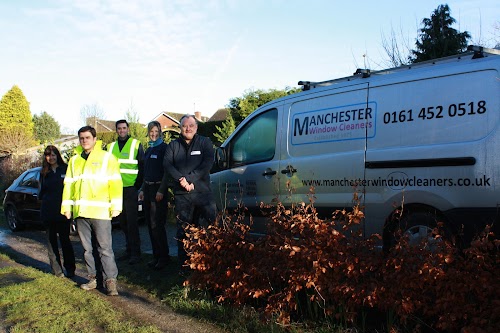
[61,141,123,220]
[108,138,139,187]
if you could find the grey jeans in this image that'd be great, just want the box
[76,217,118,281]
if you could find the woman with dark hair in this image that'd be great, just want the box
[138,121,171,270]
[40,145,75,278]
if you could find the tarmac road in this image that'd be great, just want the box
[0,219,179,273]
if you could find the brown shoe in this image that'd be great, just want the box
[81,278,97,290]
[105,279,119,296]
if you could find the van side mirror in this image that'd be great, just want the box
[216,147,227,169]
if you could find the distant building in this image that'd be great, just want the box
[80,109,224,141]
[207,108,230,122]
[85,117,115,133]
[149,111,209,137]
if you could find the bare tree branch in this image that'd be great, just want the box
[80,103,105,126]
[381,23,413,67]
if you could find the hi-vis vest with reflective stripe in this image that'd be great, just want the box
[108,138,139,187]
[61,141,123,221]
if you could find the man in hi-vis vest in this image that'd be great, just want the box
[62,125,122,296]
[108,119,144,265]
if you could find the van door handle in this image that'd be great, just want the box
[281,165,297,175]
[262,170,277,176]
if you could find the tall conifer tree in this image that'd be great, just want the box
[411,4,471,63]
[0,85,35,154]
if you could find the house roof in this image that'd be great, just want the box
[157,111,209,122]
[151,112,181,124]
[208,108,230,122]
[86,117,115,132]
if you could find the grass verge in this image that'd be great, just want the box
[0,253,161,333]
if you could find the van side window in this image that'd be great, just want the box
[230,109,277,167]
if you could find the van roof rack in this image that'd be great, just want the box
[299,45,500,91]
[467,45,500,59]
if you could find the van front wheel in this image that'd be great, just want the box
[385,208,448,251]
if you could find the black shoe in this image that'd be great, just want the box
[116,253,130,261]
[147,259,159,268]
[154,258,170,270]
[128,256,141,265]
[178,268,191,278]
[66,271,75,278]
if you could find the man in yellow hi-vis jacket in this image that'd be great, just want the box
[62,126,123,296]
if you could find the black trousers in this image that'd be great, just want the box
[45,219,75,276]
[143,183,170,260]
[174,192,216,268]
[119,186,141,257]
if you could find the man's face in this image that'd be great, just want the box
[116,123,129,139]
[79,131,97,153]
[180,117,198,142]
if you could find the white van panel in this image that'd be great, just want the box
[279,85,369,208]
[368,70,498,149]
[211,49,500,243]
[287,84,370,156]
[362,66,500,237]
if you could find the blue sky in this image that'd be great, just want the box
[1,0,498,133]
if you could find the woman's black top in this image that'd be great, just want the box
[39,164,67,222]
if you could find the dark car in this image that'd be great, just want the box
[3,166,143,233]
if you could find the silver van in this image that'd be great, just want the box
[211,46,500,248]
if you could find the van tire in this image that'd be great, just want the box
[384,207,447,251]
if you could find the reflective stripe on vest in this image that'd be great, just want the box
[62,149,123,220]
[109,139,139,186]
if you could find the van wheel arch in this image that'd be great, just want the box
[383,204,449,251]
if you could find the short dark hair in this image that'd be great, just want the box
[115,119,129,129]
[78,125,97,138]
[179,114,197,126]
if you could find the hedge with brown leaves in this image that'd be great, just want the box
[183,200,499,331]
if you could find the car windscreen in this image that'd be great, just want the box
[19,170,40,188]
